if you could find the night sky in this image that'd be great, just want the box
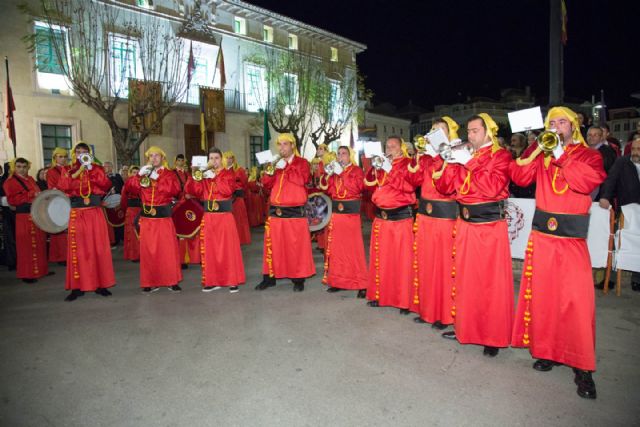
[249,0,638,110]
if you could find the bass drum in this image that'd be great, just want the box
[305,192,332,232]
[103,194,125,227]
[172,198,204,238]
[31,189,71,233]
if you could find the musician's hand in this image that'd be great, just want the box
[149,170,160,180]
[139,165,152,176]
[599,198,611,210]
[423,144,438,158]
[275,159,287,170]
[448,149,472,165]
[203,170,215,179]
[0,196,8,207]
[381,157,392,173]
[71,165,85,179]
[552,143,564,160]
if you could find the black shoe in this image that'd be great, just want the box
[367,300,379,307]
[142,287,159,294]
[573,369,597,399]
[169,285,182,293]
[442,331,457,340]
[57,261,67,266]
[293,280,305,292]
[255,275,276,290]
[432,321,447,330]
[483,346,499,357]
[533,359,561,372]
[95,288,112,297]
[64,290,85,302]
[46,271,55,276]
[414,316,427,324]
[22,278,37,283]
[357,289,367,299]
[181,263,188,270]
[326,287,341,293]
[594,280,615,290]
[632,282,640,292]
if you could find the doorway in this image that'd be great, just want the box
[184,124,214,164]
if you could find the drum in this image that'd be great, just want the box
[103,194,121,209]
[172,198,204,238]
[104,206,126,227]
[30,189,71,233]
[305,192,332,232]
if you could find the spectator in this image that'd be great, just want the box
[577,112,589,140]
[36,168,48,191]
[601,124,621,156]
[103,161,125,246]
[119,165,129,180]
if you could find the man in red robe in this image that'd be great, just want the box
[511,106,605,399]
[434,114,513,357]
[175,154,200,268]
[364,136,416,312]
[246,166,265,227]
[224,151,251,245]
[407,117,460,329]
[57,142,115,301]
[319,146,367,297]
[256,133,315,292]
[130,146,182,293]
[310,144,329,252]
[46,147,69,264]
[185,147,245,292]
[120,166,141,262]
[2,158,50,283]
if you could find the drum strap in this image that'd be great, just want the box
[16,204,31,213]
[174,170,185,190]
[14,176,31,192]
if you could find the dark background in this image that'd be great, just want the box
[250,0,638,109]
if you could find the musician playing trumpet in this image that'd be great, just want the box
[57,142,115,301]
[318,146,367,297]
[255,133,315,292]
[131,146,182,294]
[46,147,69,264]
[2,158,50,283]
[185,148,245,292]
[510,107,606,399]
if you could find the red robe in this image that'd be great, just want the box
[435,145,514,348]
[261,155,315,279]
[365,157,416,308]
[45,165,68,262]
[246,179,265,227]
[129,168,182,288]
[320,164,367,290]
[510,143,606,371]
[58,164,115,291]
[174,168,201,265]
[231,166,251,245]
[185,169,245,287]
[120,179,141,261]
[407,154,456,324]
[3,175,48,279]
[310,160,327,249]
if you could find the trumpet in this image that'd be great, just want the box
[78,153,93,166]
[537,129,562,153]
[192,163,215,181]
[438,139,469,162]
[372,155,390,170]
[414,135,428,152]
[264,155,282,175]
[140,164,155,188]
[324,160,340,175]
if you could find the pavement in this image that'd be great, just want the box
[0,226,639,427]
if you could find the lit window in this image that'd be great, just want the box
[249,136,264,167]
[330,47,338,62]
[183,41,220,104]
[288,34,298,50]
[234,17,246,35]
[245,63,268,112]
[328,79,341,122]
[33,22,71,92]
[41,124,72,164]
[263,26,273,43]
[109,34,142,97]
[281,73,298,113]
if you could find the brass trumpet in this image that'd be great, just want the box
[140,164,155,188]
[264,155,282,175]
[372,155,390,170]
[78,153,93,166]
[414,135,427,152]
[537,130,561,153]
[192,162,215,181]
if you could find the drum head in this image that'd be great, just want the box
[103,194,121,209]
[31,189,71,234]
[172,198,204,238]
[306,192,332,232]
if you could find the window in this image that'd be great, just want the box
[263,25,273,43]
[328,79,341,122]
[234,17,246,35]
[281,73,298,111]
[183,41,220,103]
[117,129,141,168]
[245,63,268,112]
[614,124,620,132]
[136,0,154,7]
[400,128,403,136]
[249,136,263,167]
[34,24,66,74]
[330,47,338,62]
[288,34,298,50]
[109,34,142,97]
[41,124,72,165]
[624,122,630,131]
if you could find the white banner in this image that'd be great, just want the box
[506,198,610,268]
[615,203,640,273]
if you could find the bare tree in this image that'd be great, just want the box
[20,0,189,165]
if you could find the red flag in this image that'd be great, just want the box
[215,47,226,89]
[187,41,196,87]
[561,0,568,45]
[5,57,16,154]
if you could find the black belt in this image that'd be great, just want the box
[202,199,233,213]
[70,195,102,208]
[140,204,172,218]
[128,198,141,208]
[532,209,590,239]
[418,198,458,219]
[332,199,361,214]
[269,205,305,219]
[16,203,31,214]
[375,205,413,221]
[459,201,506,223]
[233,189,245,198]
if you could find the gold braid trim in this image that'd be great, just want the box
[431,161,447,180]
[515,147,543,166]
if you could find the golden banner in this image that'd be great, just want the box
[200,87,225,132]
[129,79,162,135]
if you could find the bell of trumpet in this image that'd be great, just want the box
[79,153,93,166]
[537,130,561,153]
[265,155,282,175]
[372,155,388,170]
[414,135,427,152]
[140,164,154,188]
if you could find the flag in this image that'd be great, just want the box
[214,46,226,89]
[199,90,207,151]
[263,108,271,150]
[187,41,196,88]
[349,127,355,149]
[561,0,568,45]
[5,57,16,156]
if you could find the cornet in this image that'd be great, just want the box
[264,155,282,175]
[414,135,428,153]
[372,155,390,170]
[192,162,215,181]
[537,129,562,153]
[78,153,93,166]
[438,140,469,162]
[140,164,155,188]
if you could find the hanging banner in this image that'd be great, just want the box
[129,79,163,135]
[200,86,225,133]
